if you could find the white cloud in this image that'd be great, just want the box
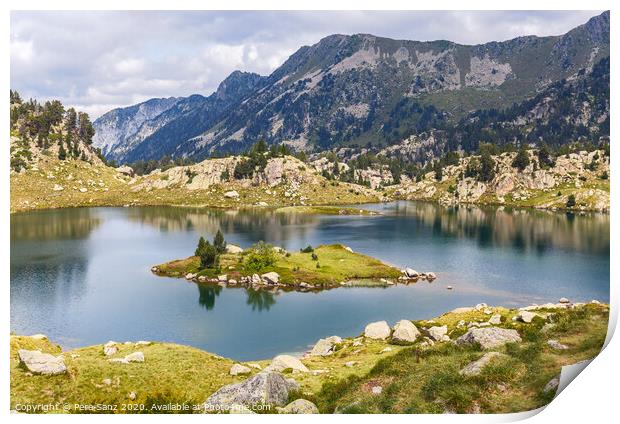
[9,10,603,119]
[115,58,145,75]
[10,38,34,63]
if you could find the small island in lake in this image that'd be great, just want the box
[152,232,433,290]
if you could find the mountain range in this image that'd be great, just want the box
[93,11,610,164]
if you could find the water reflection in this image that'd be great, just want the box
[126,207,322,250]
[374,202,609,255]
[245,288,276,311]
[10,208,101,240]
[197,284,222,310]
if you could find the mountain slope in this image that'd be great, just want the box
[96,11,609,163]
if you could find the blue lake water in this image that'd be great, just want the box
[10,202,609,360]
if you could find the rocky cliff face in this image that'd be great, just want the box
[391,149,610,212]
[95,12,609,163]
[92,97,181,158]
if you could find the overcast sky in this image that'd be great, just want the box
[10,10,602,119]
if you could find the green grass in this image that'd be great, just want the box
[10,336,242,413]
[154,244,402,288]
[10,303,609,414]
[311,303,609,413]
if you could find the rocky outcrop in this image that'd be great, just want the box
[18,349,67,375]
[203,371,292,412]
[456,327,522,349]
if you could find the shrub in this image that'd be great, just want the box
[512,148,530,171]
[566,194,576,208]
[301,245,314,253]
[245,241,277,272]
[311,253,319,261]
[213,230,226,254]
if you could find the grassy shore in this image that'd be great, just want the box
[153,244,402,288]
[10,302,608,414]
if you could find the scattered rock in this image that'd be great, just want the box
[128,392,137,400]
[371,386,383,395]
[117,165,135,177]
[185,273,197,280]
[541,323,556,333]
[18,349,67,375]
[558,297,570,304]
[489,314,502,325]
[217,274,227,282]
[30,334,48,340]
[224,190,239,199]
[278,399,319,414]
[226,244,244,254]
[460,352,508,376]
[102,378,112,386]
[379,347,393,353]
[248,363,262,370]
[456,327,522,349]
[364,321,391,340]
[53,184,64,191]
[544,375,560,393]
[135,341,152,346]
[392,320,421,343]
[446,286,453,290]
[230,364,252,376]
[426,272,437,280]
[310,336,342,356]
[203,372,291,411]
[517,310,537,323]
[110,352,145,364]
[428,325,449,342]
[345,361,357,367]
[267,355,309,373]
[103,341,118,356]
[403,268,419,278]
[547,340,569,350]
[79,187,88,193]
[261,272,280,285]
[474,303,488,311]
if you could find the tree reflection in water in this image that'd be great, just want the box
[245,288,276,311]
[197,284,221,310]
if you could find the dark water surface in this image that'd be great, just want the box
[10,202,609,360]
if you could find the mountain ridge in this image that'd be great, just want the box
[94,11,609,164]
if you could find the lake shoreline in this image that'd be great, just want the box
[11,301,609,414]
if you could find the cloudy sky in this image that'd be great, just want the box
[10,10,602,119]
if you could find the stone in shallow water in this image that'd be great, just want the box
[18,349,66,375]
